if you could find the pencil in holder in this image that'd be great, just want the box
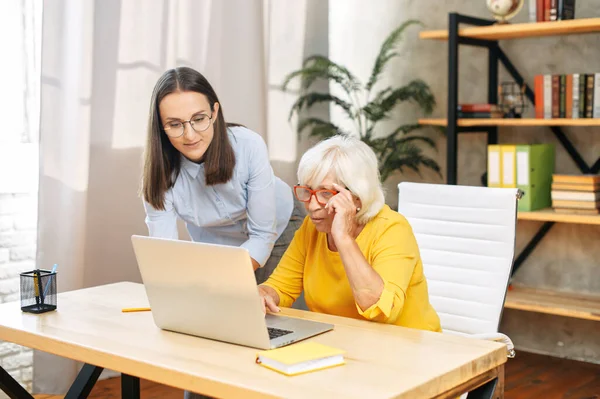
[20,269,57,314]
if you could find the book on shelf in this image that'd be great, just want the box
[552,174,600,185]
[578,74,586,118]
[585,74,595,118]
[552,182,600,192]
[456,104,502,118]
[457,111,504,119]
[572,74,580,119]
[560,0,576,20]
[457,104,495,112]
[558,75,567,118]
[534,75,544,118]
[550,174,600,213]
[550,0,558,20]
[501,145,517,189]
[515,144,555,211]
[595,73,600,118]
[532,0,575,22]
[551,75,560,118]
[529,0,537,22]
[487,145,502,188]
[552,199,600,210]
[543,75,552,118]
[488,144,555,211]
[535,73,598,119]
[565,74,573,119]
[551,191,600,201]
[553,207,600,215]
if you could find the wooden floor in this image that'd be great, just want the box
[33,351,600,399]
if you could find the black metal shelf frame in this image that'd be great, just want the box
[445,13,600,277]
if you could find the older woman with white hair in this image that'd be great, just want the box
[258,135,441,332]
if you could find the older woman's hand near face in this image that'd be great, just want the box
[258,285,281,314]
[326,183,360,245]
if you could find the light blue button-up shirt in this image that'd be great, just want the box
[143,126,294,266]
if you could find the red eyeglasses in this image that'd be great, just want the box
[293,185,338,206]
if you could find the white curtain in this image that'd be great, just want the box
[34,0,328,393]
[34,0,276,393]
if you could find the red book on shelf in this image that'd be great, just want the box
[544,0,551,21]
[535,0,545,22]
[457,104,494,112]
[536,0,545,22]
[535,75,544,119]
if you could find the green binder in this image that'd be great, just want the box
[515,144,555,212]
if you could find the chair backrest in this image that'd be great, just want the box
[397,182,519,336]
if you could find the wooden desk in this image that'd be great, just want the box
[0,282,506,399]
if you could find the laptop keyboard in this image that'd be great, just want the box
[268,327,293,340]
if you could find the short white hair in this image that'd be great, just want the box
[297,135,385,224]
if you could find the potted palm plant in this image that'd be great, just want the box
[282,20,441,182]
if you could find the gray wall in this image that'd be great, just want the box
[274,1,600,363]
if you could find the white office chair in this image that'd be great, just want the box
[397,182,518,359]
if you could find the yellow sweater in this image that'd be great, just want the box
[263,205,441,332]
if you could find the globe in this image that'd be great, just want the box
[486,0,524,22]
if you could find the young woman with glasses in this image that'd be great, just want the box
[141,66,304,284]
[257,135,441,333]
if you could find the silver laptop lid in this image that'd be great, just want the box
[131,235,271,349]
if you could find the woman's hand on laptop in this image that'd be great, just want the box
[258,285,280,314]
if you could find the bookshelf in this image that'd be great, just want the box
[506,287,600,321]
[424,14,600,322]
[517,208,600,225]
[423,14,600,185]
[420,18,600,41]
[419,118,600,127]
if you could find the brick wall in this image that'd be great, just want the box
[0,191,38,394]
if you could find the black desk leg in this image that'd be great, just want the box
[64,363,104,399]
[0,366,34,399]
[121,373,140,399]
[468,377,500,399]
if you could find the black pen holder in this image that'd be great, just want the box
[20,269,57,314]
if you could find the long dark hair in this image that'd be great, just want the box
[142,67,236,210]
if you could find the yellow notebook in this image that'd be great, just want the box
[256,342,345,376]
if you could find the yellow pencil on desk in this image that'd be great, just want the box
[121,307,151,313]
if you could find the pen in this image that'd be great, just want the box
[121,307,151,313]
[43,264,58,297]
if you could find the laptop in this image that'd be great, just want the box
[131,235,333,350]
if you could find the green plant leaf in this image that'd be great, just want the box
[365,20,422,92]
[396,135,437,149]
[302,55,361,90]
[281,20,441,184]
[371,125,434,147]
[363,79,436,122]
[379,142,441,181]
[289,93,353,120]
[370,86,393,104]
[281,55,361,95]
[297,117,344,140]
[297,117,339,133]
[388,123,421,137]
